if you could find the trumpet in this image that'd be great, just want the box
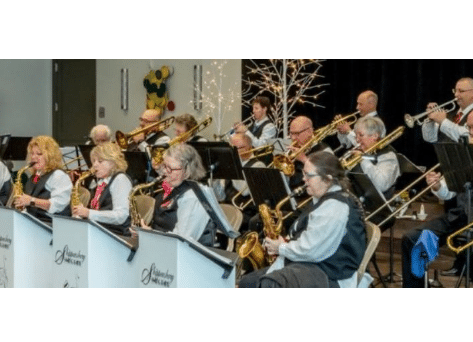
[330,111,361,133]
[404,98,457,128]
[116,116,175,149]
[214,116,254,141]
[447,221,473,255]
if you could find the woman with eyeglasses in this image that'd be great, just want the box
[72,142,133,236]
[238,151,367,288]
[140,143,239,246]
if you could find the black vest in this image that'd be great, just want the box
[251,119,273,138]
[288,191,366,281]
[89,172,132,236]
[24,169,70,222]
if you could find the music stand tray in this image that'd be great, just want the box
[78,145,94,168]
[434,142,473,193]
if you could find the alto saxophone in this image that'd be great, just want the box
[7,162,35,209]
[71,169,94,209]
[129,175,163,227]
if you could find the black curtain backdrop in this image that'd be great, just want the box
[242,59,473,169]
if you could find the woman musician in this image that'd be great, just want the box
[238,152,367,288]
[72,142,133,236]
[13,136,73,222]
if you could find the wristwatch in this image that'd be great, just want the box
[30,198,36,207]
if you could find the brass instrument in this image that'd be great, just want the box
[214,116,254,141]
[447,221,473,254]
[70,168,94,210]
[404,98,457,128]
[129,176,163,227]
[63,155,86,170]
[7,162,35,208]
[272,124,334,176]
[151,116,213,165]
[115,116,175,149]
[238,185,309,270]
[339,126,405,171]
[365,163,440,223]
[330,111,361,134]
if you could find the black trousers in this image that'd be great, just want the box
[402,213,467,288]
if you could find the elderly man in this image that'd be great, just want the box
[131,109,171,152]
[336,90,380,149]
[422,77,473,143]
[88,124,112,146]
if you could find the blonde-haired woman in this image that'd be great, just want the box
[72,142,133,236]
[14,135,73,222]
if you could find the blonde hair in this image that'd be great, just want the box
[27,135,63,173]
[90,142,128,174]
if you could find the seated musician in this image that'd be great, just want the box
[72,142,133,236]
[141,143,239,246]
[13,136,72,222]
[131,109,171,152]
[422,77,473,143]
[212,133,266,232]
[174,113,208,142]
[233,96,277,147]
[0,160,12,205]
[238,151,367,288]
[336,90,379,149]
[87,124,112,146]
[351,116,400,201]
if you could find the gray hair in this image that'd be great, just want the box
[354,116,386,138]
[89,124,112,141]
[164,143,206,180]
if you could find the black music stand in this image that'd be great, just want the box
[188,142,244,181]
[434,142,473,288]
[243,167,296,213]
[2,136,32,161]
[349,171,394,287]
[0,134,11,160]
[78,145,94,168]
[123,151,149,185]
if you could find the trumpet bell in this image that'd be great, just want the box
[404,114,415,128]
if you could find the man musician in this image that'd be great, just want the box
[130,109,171,152]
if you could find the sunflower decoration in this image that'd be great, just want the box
[143,65,175,112]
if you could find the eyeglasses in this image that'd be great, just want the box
[452,88,473,95]
[164,164,183,173]
[302,171,321,179]
[289,127,310,136]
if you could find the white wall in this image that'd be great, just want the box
[0,59,52,136]
[96,59,242,140]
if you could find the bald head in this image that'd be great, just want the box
[290,116,314,146]
[357,90,378,116]
[140,109,162,127]
[231,133,253,160]
[90,124,112,145]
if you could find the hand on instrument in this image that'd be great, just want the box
[14,194,32,209]
[140,218,152,230]
[264,236,285,256]
[427,102,447,124]
[334,114,351,134]
[287,145,308,163]
[233,122,248,134]
[72,204,89,219]
[132,132,145,144]
[426,171,442,192]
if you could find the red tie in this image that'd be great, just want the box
[161,180,173,207]
[33,173,40,184]
[90,182,107,210]
[455,111,463,124]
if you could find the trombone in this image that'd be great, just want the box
[214,116,254,141]
[115,116,175,149]
[404,98,457,128]
[447,221,473,254]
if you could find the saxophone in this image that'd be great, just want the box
[7,162,35,208]
[129,175,163,226]
[237,185,307,270]
[70,169,94,209]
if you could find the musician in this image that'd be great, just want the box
[174,113,208,142]
[212,133,265,232]
[141,143,239,246]
[351,116,400,201]
[87,124,112,146]
[13,136,72,222]
[0,161,12,205]
[72,142,133,236]
[131,109,171,151]
[336,90,379,149]
[238,151,367,288]
[233,96,277,147]
[422,77,473,143]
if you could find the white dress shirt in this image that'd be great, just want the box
[43,170,73,214]
[359,151,400,197]
[422,103,473,143]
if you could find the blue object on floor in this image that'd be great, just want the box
[411,230,439,278]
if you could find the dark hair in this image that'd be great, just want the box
[252,96,271,112]
[307,151,351,192]
[175,113,198,132]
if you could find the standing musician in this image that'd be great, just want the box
[174,113,208,143]
[238,151,367,288]
[72,142,133,236]
[233,96,277,147]
[335,90,380,149]
[212,133,266,232]
[87,124,112,146]
[422,77,473,143]
[0,160,12,206]
[130,109,171,152]
[13,136,73,222]
[402,113,473,287]
[140,143,239,246]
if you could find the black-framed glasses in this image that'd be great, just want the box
[452,88,473,95]
[289,127,310,136]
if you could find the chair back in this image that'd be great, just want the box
[219,203,243,252]
[134,194,156,226]
[357,221,381,285]
[78,186,91,207]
